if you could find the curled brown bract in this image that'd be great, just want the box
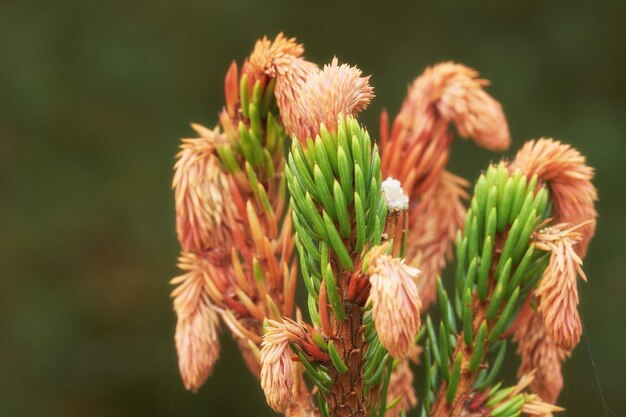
[510,138,597,257]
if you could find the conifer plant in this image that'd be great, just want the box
[170,34,597,417]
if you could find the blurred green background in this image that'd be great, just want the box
[1,0,625,416]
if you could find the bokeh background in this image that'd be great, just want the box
[2,0,625,416]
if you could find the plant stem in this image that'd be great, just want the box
[327,262,367,417]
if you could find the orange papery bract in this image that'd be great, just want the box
[510,138,597,257]
[380,62,510,312]
[534,224,588,351]
[171,252,223,392]
[294,57,374,141]
[173,126,234,253]
[367,253,422,358]
[260,320,295,413]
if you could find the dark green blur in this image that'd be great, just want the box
[1,0,624,416]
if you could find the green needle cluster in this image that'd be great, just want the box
[421,162,553,416]
[286,115,386,323]
[216,76,286,178]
